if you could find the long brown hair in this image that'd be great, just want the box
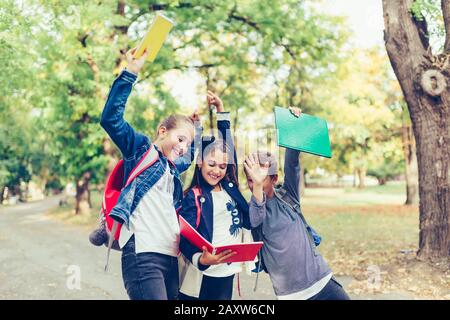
[188,136,239,192]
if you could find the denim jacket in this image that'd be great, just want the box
[179,113,250,271]
[100,70,201,228]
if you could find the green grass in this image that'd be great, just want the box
[344,181,406,195]
[303,181,407,206]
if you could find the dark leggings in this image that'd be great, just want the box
[179,274,235,300]
[308,277,351,300]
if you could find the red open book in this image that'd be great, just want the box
[179,216,263,263]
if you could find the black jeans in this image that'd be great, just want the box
[121,236,179,300]
[179,274,235,300]
[308,277,351,300]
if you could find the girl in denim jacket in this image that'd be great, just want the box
[93,48,201,300]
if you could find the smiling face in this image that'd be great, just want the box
[199,148,228,187]
[158,122,194,162]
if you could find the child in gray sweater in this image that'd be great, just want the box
[243,107,350,300]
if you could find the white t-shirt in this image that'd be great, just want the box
[203,189,243,278]
[119,164,180,257]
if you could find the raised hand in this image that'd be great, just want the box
[244,153,270,186]
[207,90,224,113]
[125,47,149,75]
[189,107,200,122]
[288,106,302,118]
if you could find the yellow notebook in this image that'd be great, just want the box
[133,13,174,62]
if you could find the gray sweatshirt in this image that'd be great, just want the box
[249,149,332,297]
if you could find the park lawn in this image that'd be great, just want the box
[301,185,449,299]
[47,182,449,299]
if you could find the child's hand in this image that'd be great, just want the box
[189,107,200,122]
[199,247,236,265]
[244,154,270,186]
[207,91,224,113]
[289,106,302,117]
[125,47,149,75]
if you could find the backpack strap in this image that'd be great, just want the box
[275,187,301,212]
[274,186,317,247]
[191,187,202,228]
[124,144,160,187]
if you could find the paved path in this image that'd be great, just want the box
[0,197,127,299]
[0,197,277,299]
[0,197,413,300]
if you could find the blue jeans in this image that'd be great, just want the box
[121,236,179,300]
[308,277,351,300]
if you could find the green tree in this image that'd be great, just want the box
[383,0,450,259]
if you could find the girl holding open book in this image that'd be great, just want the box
[178,92,251,300]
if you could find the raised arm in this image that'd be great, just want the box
[208,91,239,182]
[100,48,149,159]
[283,148,301,201]
[282,107,303,201]
[244,153,269,227]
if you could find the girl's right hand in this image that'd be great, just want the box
[199,246,236,266]
[125,47,149,75]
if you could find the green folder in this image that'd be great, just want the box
[274,106,332,158]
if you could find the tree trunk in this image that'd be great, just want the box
[205,70,218,135]
[75,171,91,215]
[233,110,239,137]
[87,187,92,209]
[21,182,29,202]
[356,168,366,189]
[103,138,119,182]
[383,0,450,259]
[0,186,5,204]
[401,117,419,205]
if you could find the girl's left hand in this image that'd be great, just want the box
[189,107,200,122]
[199,247,236,266]
[207,91,224,113]
[289,106,302,117]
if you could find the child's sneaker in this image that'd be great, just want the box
[89,217,121,251]
[89,218,108,246]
